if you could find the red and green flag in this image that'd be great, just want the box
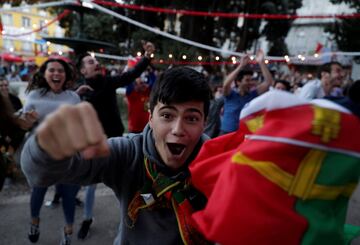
[190,91,360,245]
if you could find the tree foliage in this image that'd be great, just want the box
[328,0,360,51]
[1,0,303,57]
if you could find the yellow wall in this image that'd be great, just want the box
[0,7,69,57]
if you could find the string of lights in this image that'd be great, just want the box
[2,0,360,66]
[92,51,359,66]
[91,2,360,64]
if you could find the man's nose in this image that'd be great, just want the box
[171,119,185,136]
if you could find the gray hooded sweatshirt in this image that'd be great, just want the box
[21,124,208,245]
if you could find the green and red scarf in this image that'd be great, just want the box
[127,157,210,245]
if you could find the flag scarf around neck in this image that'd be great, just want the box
[127,158,210,245]
[189,91,360,245]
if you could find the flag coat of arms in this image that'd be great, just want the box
[190,91,360,245]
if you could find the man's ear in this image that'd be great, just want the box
[80,68,85,76]
[321,71,330,79]
[148,113,153,129]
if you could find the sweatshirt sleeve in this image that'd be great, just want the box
[20,133,136,189]
[110,57,151,89]
[298,81,319,100]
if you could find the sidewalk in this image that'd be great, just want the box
[2,177,360,244]
[0,181,119,245]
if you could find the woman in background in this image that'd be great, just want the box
[23,58,89,245]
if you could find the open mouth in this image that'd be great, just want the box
[52,79,61,84]
[167,143,186,155]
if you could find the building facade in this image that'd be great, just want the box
[0,3,69,59]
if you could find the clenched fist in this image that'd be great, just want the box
[36,102,110,160]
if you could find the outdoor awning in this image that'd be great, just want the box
[0,53,24,63]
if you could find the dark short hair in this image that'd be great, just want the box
[149,66,212,118]
[317,61,343,79]
[76,52,92,71]
[26,59,73,94]
[274,79,291,91]
[0,76,8,82]
[236,70,254,82]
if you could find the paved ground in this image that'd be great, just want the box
[0,176,119,245]
[2,174,360,244]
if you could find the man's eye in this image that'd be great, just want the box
[187,116,200,122]
[161,113,172,119]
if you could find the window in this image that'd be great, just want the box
[39,20,48,35]
[1,14,13,25]
[3,39,14,49]
[22,16,31,28]
[22,41,33,51]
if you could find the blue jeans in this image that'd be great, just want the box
[30,184,80,225]
[83,184,96,220]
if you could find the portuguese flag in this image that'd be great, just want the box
[190,91,360,245]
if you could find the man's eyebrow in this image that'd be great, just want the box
[158,105,203,116]
[186,108,203,116]
[158,105,177,111]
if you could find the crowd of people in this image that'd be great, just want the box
[1,40,360,245]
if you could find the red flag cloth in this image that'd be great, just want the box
[190,130,245,198]
[190,91,360,245]
[315,42,324,53]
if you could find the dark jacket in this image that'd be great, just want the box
[82,57,151,137]
[21,125,209,244]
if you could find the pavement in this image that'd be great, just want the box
[2,174,360,245]
[0,176,119,245]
